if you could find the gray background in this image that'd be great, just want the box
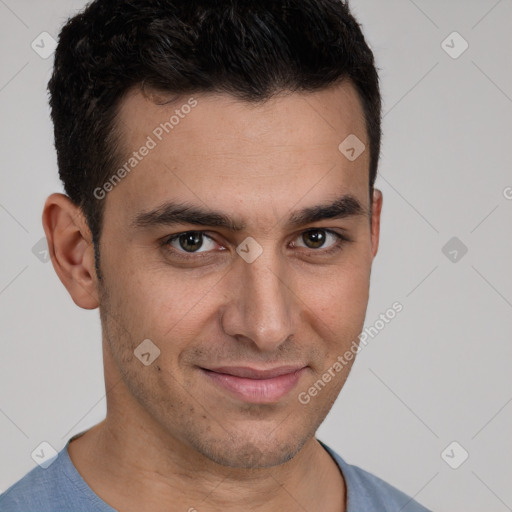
[1,1,511,510]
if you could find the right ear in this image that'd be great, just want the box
[42,193,100,309]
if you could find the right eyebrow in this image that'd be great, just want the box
[131,201,246,231]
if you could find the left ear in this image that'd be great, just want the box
[370,188,383,259]
[42,193,100,309]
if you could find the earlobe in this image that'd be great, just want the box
[370,188,383,259]
[42,193,100,310]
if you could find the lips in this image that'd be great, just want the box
[200,365,307,403]
[206,365,305,379]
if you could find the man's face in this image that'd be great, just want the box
[96,82,380,468]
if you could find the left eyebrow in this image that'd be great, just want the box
[287,195,368,227]
[131,194,368,232]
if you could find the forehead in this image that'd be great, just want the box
[116,81,367,152]
[107,82,370,227]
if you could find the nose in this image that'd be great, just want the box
[221,249,297,352]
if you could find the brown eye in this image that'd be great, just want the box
[292,229,349,256]
[302,229,327,249]
[164,231,217,254]
[177,232,203,252]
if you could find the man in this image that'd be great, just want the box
[1,0,430,510]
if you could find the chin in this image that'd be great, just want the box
[191,431,310,469]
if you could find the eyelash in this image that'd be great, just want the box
[160,229,351,262]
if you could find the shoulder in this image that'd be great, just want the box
[1,461,63,512]
[0,445,114,512]
[319,441,432,512]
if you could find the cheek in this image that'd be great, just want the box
[301,262,371,339]
[295,267,369,404]
[108,260,218,351]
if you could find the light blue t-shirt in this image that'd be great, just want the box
[1,438,431,511]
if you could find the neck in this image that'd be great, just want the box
[68,415,345,512]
